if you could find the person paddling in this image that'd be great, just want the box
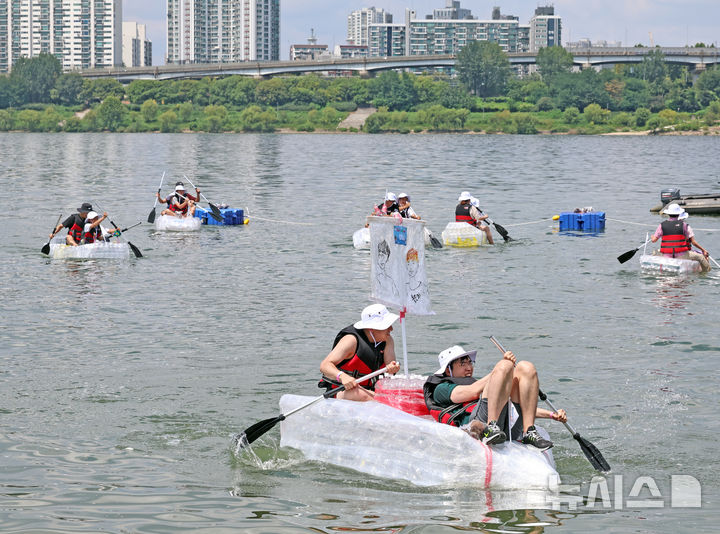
[319,304,401,402]
[49,202,93,246]
[424,345,566,450]
[373,192,399,217]
[80,211,109,244]
[397,192,421,220]
[651,203,710,271]
[455,192,493,244]
[158,183,199,218]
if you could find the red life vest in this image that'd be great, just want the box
[660,219,690,256]
[168,194,188,215]
[319,325,386,391]
[83,225,102,244]
[455,203,475,225]
[423,375,479,426]
[68,219,84,242]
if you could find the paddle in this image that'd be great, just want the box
[148,171,165,223]
[92,202,143,258]
[427,229,443,249]
[489,336,611,472]
[476,208,512,242]
[710,255,720,269]
[41,214,63,255]
[234,366,389,449]
[617,238,651,264]
[172,192,223,223]
[183,175,222,219]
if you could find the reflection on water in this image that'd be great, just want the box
[647,275,696,312]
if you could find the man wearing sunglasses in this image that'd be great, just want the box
[424,345,566,450]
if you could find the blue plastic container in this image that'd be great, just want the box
[558,211,605,231]
[194,207,245,225]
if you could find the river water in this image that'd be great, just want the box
[1,133,719,532]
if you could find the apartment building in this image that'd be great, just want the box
[0,0,122,73]
[347,6,392,46]
[122,22,152,67]
[529,6,562,52]
[166,0,279,64]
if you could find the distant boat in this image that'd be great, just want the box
[650,189,720,215]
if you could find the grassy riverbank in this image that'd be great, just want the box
[1,99,719,135]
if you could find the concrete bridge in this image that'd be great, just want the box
[80,47,720,82]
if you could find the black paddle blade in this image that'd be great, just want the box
[127,241,143,258]
[147,208,156,224]
[574,433,611,472]
[209,202,222,217]
[209,210,224,223]
[41,242,50,255]
[617,247,639,264]
[430,235,443,249]
[237,415,285,448]
[493,222,512,242]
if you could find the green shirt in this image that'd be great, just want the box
[432,381,472,426]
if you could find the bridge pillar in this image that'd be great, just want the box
[691,63,706,84]
[358,70,375,79]
[581,62,592,70]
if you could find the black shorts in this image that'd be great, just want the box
[474,398,523,441]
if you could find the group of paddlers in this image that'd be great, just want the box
[320,303,567,451]
[48,181,201,247]
[371,190,499,244]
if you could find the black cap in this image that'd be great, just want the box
[77,202,93,213]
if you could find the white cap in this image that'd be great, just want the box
[679,211,688,220]
[398,192,409,200]
[385,192,397,202]
[664,203,683,216]
[470,197,480,208]
[175,184,186,192]
[458,191,472,201]
[353,303,399,331]
[86,211,98,219]
[434,345,477,375]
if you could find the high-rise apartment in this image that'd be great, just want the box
[166,0,279,64]
[123,22,152,67]
[529,6,561,51]
[347,6,392,46]
[0,0,122,73]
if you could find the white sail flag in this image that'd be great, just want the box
[368,216,433,315]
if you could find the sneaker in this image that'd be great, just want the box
[481,420,507,445]
[466,420,486,440]
[522,426,553,451]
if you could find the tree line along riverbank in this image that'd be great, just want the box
[1,46,719,134]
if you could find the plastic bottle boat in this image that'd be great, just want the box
[49,241,131,260]
[154,214,202,232]
[353,227,432,249]
[441,222,489,247]
[639,254,702,274]
[279,378,557,489]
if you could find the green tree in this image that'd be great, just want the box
[583,103,609,124]
[256,77,290,107]
[96,96,127,131]
[562,106,580,124]
[52,73,84,106]
[10,53,62,103]
[634,107,651,127]
[126,80,164,104]
[0,110,13,130]
[80,79,124,105]
[638,49,667,84]
[368,71,418,111]
[141,99,159,122]
[695,67,720,106]
[202,104,228,132]
[456,40,510,97]
[158,110,178,132]
[238,105,276,132]
[536,46,574,81]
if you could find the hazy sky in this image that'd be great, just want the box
[124,1,720,65]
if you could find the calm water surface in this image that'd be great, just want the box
[1,133,719,532]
